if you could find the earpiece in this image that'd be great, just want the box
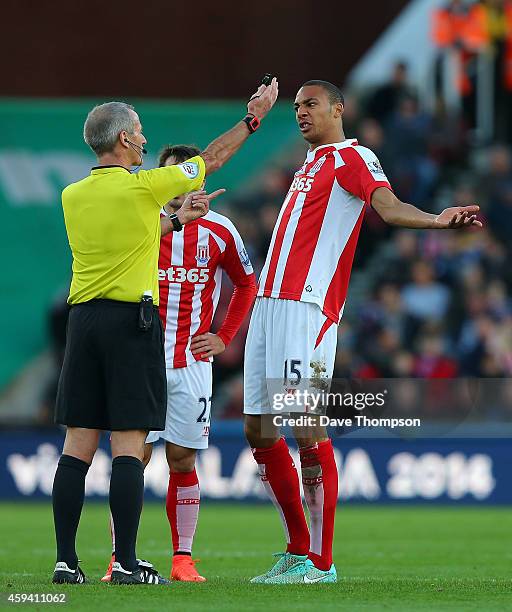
[124,138,148,156]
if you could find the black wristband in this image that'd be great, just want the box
[169,213,183,232]
[243,114,261,134]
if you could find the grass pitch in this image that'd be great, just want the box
[0,502,510,611]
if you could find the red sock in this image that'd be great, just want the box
[166,470,200,554]
[253,438,309,556]
[299,439,338,571]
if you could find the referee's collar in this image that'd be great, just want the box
[91,165,131,174]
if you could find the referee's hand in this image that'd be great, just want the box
[247,77,279,120]
[176,189,226,225]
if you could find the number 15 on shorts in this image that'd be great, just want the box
[283,359,302,385]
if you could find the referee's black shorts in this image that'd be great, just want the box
[55,299,166,431]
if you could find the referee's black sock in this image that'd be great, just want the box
[110,455,144,572]
[52,454,90,570]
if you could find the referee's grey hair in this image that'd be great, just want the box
[83,101,137,155]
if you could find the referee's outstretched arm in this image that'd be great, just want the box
[200,77,279,174]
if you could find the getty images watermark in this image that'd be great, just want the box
[259,378,512,439]
[271,387,421,429]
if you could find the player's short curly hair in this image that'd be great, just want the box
[301,80,344,106]
[158,144,201,167]
[83,101,137,155]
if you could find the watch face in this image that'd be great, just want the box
[246,115,259,132]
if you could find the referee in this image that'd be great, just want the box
[52,79,278,586]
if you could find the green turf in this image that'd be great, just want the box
[0,502,510,611]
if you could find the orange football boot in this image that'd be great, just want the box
[171,556,206,582]
[101,554,115,582]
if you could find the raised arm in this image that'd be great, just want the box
[200,78,279,175]
[371,187,482,229]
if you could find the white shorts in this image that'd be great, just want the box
[146,360,212,449]
[244,297,338,415]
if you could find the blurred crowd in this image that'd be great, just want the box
[432,0,512,141]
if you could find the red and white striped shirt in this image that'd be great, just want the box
[158,210,256,368]
[257,139,392,323]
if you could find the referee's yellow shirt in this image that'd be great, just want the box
[62,156,206,306]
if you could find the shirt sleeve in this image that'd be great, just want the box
[216,224,257,346]
[136,155,206,207]
[335,146,392,205]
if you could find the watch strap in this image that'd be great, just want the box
[243,114,261,134]
[169,213,183,232]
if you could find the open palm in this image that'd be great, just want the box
[433,205,483,229]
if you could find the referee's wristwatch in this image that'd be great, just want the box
[168,212,183,232]
[243,113,261,134]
